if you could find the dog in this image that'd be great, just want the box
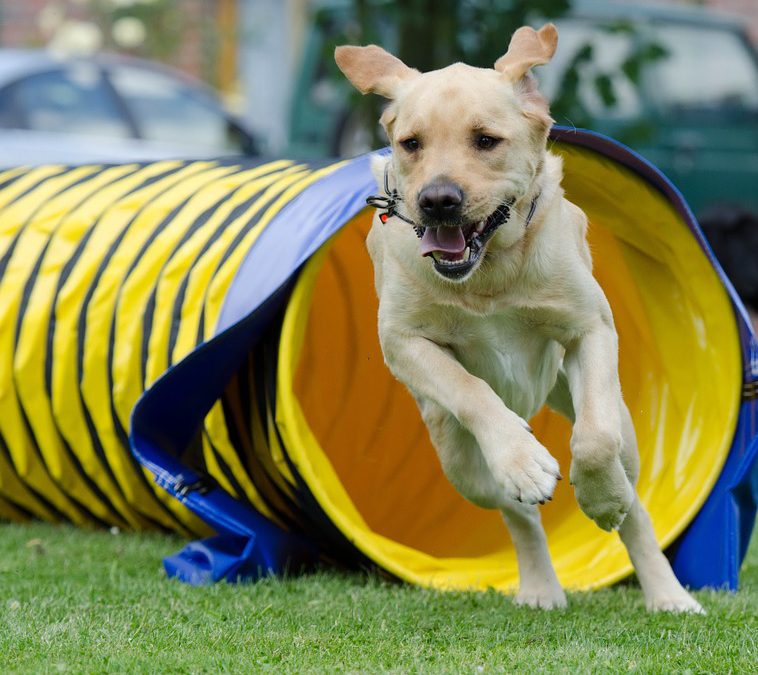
[335,24,703,613]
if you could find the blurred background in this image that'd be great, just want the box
[0,0,756,315]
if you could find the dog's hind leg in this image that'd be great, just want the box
[617,497,704,614]
[546,368,575,423]
[500,500,567,609]
[420,400,566,609]
[615,404,704,614]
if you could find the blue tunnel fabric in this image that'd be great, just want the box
[129,129,758,588]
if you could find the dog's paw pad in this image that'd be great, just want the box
[586,501,632,532]
[593,505,630,532]
[571,456,634,530]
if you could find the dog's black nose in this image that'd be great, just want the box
[418,182,463,221]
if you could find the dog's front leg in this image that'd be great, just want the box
[382,333,561,504]
[563,316,635,531]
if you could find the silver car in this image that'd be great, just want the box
[0,49,258,166]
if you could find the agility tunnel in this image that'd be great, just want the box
[0,127,755,592]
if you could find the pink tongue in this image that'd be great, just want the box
[419,226,466,257]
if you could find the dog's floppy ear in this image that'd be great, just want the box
[335,45,418,99]
[494,24,558,81]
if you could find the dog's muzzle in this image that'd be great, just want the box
[366,164,537,281]
[419,200,515,280]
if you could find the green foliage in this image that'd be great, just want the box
[78,0,184,61]
[2,521,757,672]
[549,19,669,142]
[99,0,226,88]
[347,0,571,70]
[321,0,670,149]
[327,0,572,146]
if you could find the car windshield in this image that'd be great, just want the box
[108,64,244,152]
[0,63,130,137]
[650,23,758,111]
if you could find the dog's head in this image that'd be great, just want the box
[335,24,557,282]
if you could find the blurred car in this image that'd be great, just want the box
[0,49,258,166]
[288,0,758,226]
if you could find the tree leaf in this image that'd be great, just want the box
[594,74,617,108]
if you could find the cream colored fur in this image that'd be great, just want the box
[335,25,703,613]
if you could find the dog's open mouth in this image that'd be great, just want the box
[419,201,513,279]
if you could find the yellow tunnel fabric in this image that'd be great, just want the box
[0,158,337,533]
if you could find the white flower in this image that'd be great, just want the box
[112,16,147,49]
[47,20,104,56]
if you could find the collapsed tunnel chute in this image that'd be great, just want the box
[0,128,755,591]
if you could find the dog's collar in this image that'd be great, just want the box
[365,163,421,234]
[366,163,540,236]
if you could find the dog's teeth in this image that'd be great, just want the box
[476,221,486,234]
[431,250,472,266]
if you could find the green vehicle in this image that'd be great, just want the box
[288,0,758,233]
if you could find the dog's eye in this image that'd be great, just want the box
[400,138,420,152]
[475,135,500,150]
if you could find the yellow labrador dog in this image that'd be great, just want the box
[335,24,702,613]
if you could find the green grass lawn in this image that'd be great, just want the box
[2,521,756,673]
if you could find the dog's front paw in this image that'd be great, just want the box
[490,433,561,505]
[570,452,634,531]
